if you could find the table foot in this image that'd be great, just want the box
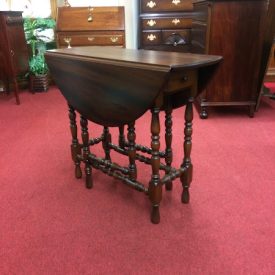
[151,205,160,224]
[75,166,82,179]
[181,188,190,204]
[85,166,93,189]
[165,182,173,191]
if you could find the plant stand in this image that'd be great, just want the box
[29,74,49,93]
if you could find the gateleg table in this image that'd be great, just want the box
[45,46,222,224]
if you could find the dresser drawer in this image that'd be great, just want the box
[162,30,190,45]
[56,7,125,31]
[141,0,193,13]
[57,32,125,47]
[141,17,192,30]
[142,31,162,45]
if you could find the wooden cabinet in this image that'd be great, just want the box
[138,0,194,52]
[191,0,267,118]
[0,11,29,104]
[56,7,125,48]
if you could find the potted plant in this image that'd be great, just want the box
[23,17,56,92]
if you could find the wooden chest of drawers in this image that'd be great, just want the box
[56,7,125,48]
[138,0,194,52]
[191,0,267,118]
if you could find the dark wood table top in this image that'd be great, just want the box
[46,46,222,72]
[45,46,222,126]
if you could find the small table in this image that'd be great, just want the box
[45,46,221,224]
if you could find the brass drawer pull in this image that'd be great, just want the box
[147,20,156,27]
[63,37,72,48]
[147,1,156,8]
[88,37,95,42]
[172,0,181,5]
[147,34,157,41]
[172,18,180,25]
[110,36,119,43]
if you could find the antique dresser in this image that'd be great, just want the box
[191,0,267,118]
[56,6,125,48]
[0,11,29,104]
[138,0,194,52]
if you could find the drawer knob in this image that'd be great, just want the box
[110,36,119,43]
[64,37,72,48]
[147,34,157,41]
[146,1,156,8]
[182,75,188,81]
[172,18,180,25]
[88,37,95,42]
[10,50,14,56]
[172,0,181,5]
[147,20,156,27]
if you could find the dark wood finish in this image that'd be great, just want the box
[68,104,82,179]
[56,7,125,48]
[80,115,93,189]
[0,11,29,104]
[138,0,194,52]
[191,0,268,118]
[45,46,221,223]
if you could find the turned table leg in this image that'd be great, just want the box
[102,126,112,161]
[68,104,82,179]
[181,98,194,203]
[165,106,173,191]
[80,115,93,189]
[119,125,126,148]
[127,122,137,181]
[148,106,162,224]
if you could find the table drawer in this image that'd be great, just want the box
[164,70,197,93]
[141,17,192,30]
[141,0,193,12]
[57,32,125,47]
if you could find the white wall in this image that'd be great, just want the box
[57,0,138,49]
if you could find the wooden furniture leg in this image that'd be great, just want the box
[148,106,162,224]
[181,98,193,203]
[102,126,112,161]
[127,122,137,181]
[119,125,126,148]
[80,115,93,189]
[165,106,173,191]
[68,104,82,179]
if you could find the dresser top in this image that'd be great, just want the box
[46,46,222,72]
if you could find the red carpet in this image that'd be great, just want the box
[0,86,274,274]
